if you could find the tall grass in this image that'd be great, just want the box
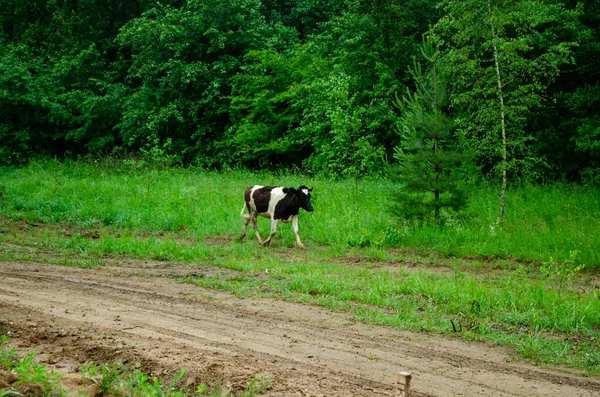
[391,183,600,266]
[0,160,598,267]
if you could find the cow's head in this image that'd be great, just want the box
[296,185,313,212]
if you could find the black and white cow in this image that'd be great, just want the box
[239,185,313,247]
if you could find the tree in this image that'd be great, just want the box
[0,44,60,164]
[0,0,155,162]
[432,0,582,222]
[392,36,470,223]
[226,0,439,174]
[536,0,600,184]
[225,49,305,169]
[116,0,289,165]
[307,0,438,161]
[258,0,346,40]
[300,70,386,208]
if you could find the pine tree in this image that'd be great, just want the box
[392,36,470,223]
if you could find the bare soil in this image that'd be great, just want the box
[1,260,599,396]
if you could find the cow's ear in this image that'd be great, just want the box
[308,187,313,192]
[288,187,297,194]
[282,187,289,194]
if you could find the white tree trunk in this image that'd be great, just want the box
[489,0,507,224]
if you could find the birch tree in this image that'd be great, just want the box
[432,0,581,222]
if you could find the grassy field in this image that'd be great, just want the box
[0,160,599,374]
[1,160,598,265]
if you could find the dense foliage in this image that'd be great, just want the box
[0,0,598,183]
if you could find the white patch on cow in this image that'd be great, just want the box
[259,187,286,219]
[246,185,263,214]
[301,188,309,196]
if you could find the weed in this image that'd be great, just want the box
[79,361,270,396]
[0,335,18,368]
[0,345,270,397]
[238,377,271,397]
[540,250,586,293]
[80,361,124,395]
[0,336,66,396]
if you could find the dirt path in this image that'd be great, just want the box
[1,260,599,396]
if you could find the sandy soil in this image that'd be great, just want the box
[1,260,599,396]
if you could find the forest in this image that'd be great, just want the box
[1,0,599,185]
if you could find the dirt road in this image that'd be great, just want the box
[1,260,599,396]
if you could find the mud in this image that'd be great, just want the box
[1,260,599,396]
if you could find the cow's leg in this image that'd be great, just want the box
[251,213,264,245]
[239,205,251,241]
[262,218,279,246]
[291,215,304,247]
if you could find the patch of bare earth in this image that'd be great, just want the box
[1,260,599,396]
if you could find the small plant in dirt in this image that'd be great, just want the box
[0,335,66,396]
[237,377,271,397]
[80,361,124,395]
[1,340,271,397]
[80,361,271,396]
[0,336,18,368]
[81,361,185,396]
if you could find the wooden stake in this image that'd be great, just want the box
[396,371,412,397]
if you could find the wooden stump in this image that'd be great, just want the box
[396,371,412,397]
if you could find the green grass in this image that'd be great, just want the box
[0,160,598,266]
[0,160,599,374]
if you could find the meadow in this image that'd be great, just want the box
[1,160,598,265]
[0,160,599,374]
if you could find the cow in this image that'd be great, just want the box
[239,185,313,247]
